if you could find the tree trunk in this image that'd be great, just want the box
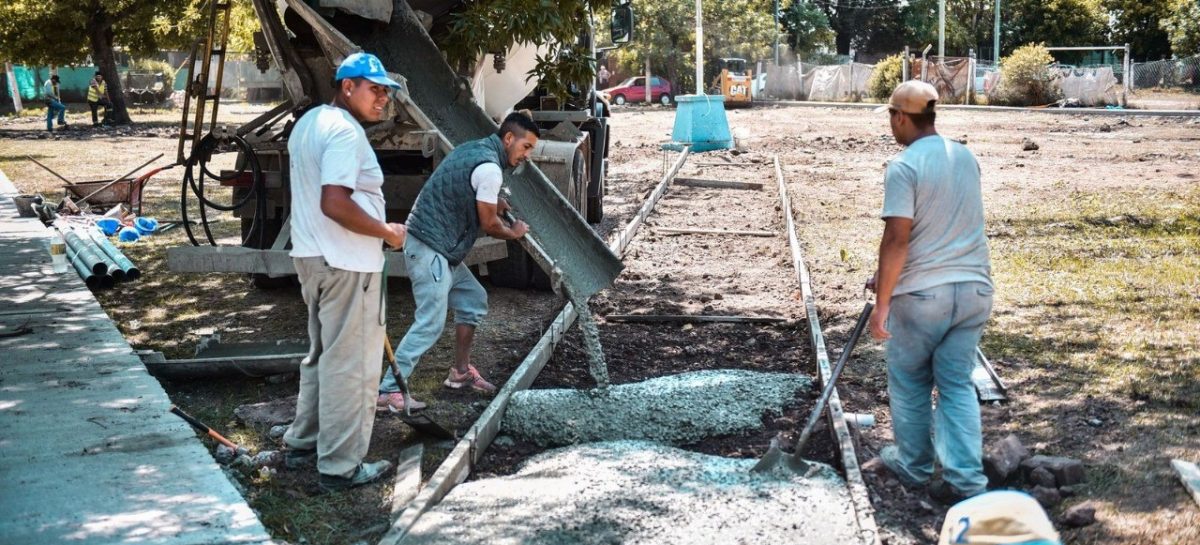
[87,11,132,125]
[835,30,852,56]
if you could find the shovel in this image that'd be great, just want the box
[383,335,455,440]
[752,302,873,475]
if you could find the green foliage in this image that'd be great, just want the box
[781,0,834,56]
[150,0,261,54]
[129,58,176,85]
[901,0,994,57]
[867,54,903,100]
[1103,0,1172,60]
[993,44,1061,106]
[1161,0,1200,56]
[435,0,607,100]
[1000,0,1107,55]
[606,0,775,95]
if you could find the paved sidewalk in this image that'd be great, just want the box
[0,169,273,544]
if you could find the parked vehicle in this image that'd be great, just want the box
[600,76,673,105]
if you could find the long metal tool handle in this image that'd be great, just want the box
[791,302,874,456]
[170,405,239,450]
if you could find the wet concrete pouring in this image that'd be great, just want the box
[411,155,865,543]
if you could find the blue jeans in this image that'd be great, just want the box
[45,99,66,131]
[885,281,993,495]
[380,236,488,392]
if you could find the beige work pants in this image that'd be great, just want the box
[284,257,384,478]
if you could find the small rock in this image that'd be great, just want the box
[231,454,255,472]
[1099,124,1112,132]
[918,500,936,513]
[493,435,515,448]
[214,444,237,464]
[1058,484,1080,497]
[1062,502,1097,527]
[1086,418,1103,427]
[1021,138,1039,151]
[1021,455,1085,487]
[265,373,295,385]
[1029,466,1057,488]
[1030,485,1062,508]
[983,434,1029,485]
[252,450,282,468]
[268,424,288,439]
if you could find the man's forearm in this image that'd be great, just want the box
[874,239,907,308]
[321,197,389,239]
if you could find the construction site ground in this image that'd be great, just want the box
[2,101,1198,545]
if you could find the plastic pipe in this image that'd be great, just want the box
[66,244,100,289]
[87,228,140,281]
[62,229,107,276]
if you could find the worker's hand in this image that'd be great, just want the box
[868,305,891,341]
[384,222,407,249]
[509,220,529,239]
[497,197,512,215]
[865,273,878,293]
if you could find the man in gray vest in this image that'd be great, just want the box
[867,81,993,505]
[377,112,538,412]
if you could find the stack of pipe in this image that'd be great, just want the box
[59,226,141,290]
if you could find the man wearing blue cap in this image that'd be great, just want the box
[282,52,408,492]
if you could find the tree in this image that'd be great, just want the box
[780,0,835,56]
[434,0,609,101]
[1161,0,1200,56]
[901,0,996,58]
[0,0,257,124]
[815,0,902,56]
[1000,0,1108,55]
[1104,0,1172,60]
[606,0,775,94]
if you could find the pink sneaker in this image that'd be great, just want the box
[443,365,496,393]
[376,392,427,413]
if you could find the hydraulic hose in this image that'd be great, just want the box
[180,133,267,248]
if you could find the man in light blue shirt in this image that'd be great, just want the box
[868,80,993,504]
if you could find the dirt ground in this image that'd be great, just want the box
[3,100,1199,545]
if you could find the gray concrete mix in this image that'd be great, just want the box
[0,170,273,545]
[402,441,861,544]
[503,369,812,447]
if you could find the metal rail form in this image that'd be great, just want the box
[774,156,880,545]
[378,147,690,545]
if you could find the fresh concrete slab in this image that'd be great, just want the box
[402,441,861,545]
[0,170,273,545]
[503,369,811,447]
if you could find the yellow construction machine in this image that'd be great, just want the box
[713,57,752,107]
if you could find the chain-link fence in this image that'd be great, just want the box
[1132,56,1200,90]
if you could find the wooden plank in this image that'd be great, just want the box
[390,444,425,517]
[140,353,307,378]
[656,227,774,237]
[167,237,507,275]
[1172,459,1200,507]
[675,177,763,190]
[776,155,880,545]
[605,314,786,324]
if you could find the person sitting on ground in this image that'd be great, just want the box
[87,72,112,127]
[43,75,67,132]
[375,111,538,412]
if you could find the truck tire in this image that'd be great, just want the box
[586,167,604,224]
[488,241,552,291]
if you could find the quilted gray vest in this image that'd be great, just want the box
[406,134,508,265]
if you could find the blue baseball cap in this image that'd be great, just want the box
[335,52,402,89]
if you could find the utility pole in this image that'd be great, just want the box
[994,0,1000,63]
[695,0,704,95]
[773,0,780,65]
[938,0,945,58]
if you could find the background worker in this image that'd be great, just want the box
[281,52,408,493]
[42,75,67,132]
[87,72,111,127]
[867,80,994,505]
[376,112,537,411]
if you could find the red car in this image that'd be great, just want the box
[600,76,673,106]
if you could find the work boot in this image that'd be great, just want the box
[376,392,427,413]
[929,479,983,505]
[865,445,927,489]
[318,460,394,493]
[444,364,496,393]
[283,447,317,470]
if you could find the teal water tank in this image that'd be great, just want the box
[662,94,733,152]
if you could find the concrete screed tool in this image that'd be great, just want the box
[752,302,874,475]
[383,335,455,440]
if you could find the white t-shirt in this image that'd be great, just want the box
[881,135,991,295]
[471,163,503,204]
[287,105,386,273]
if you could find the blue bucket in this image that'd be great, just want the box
[96,217,121,236]
[662,94,733,152]
[118,226,141,243]
[134,217,158,236]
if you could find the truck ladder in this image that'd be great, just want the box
[177,0,235,163]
